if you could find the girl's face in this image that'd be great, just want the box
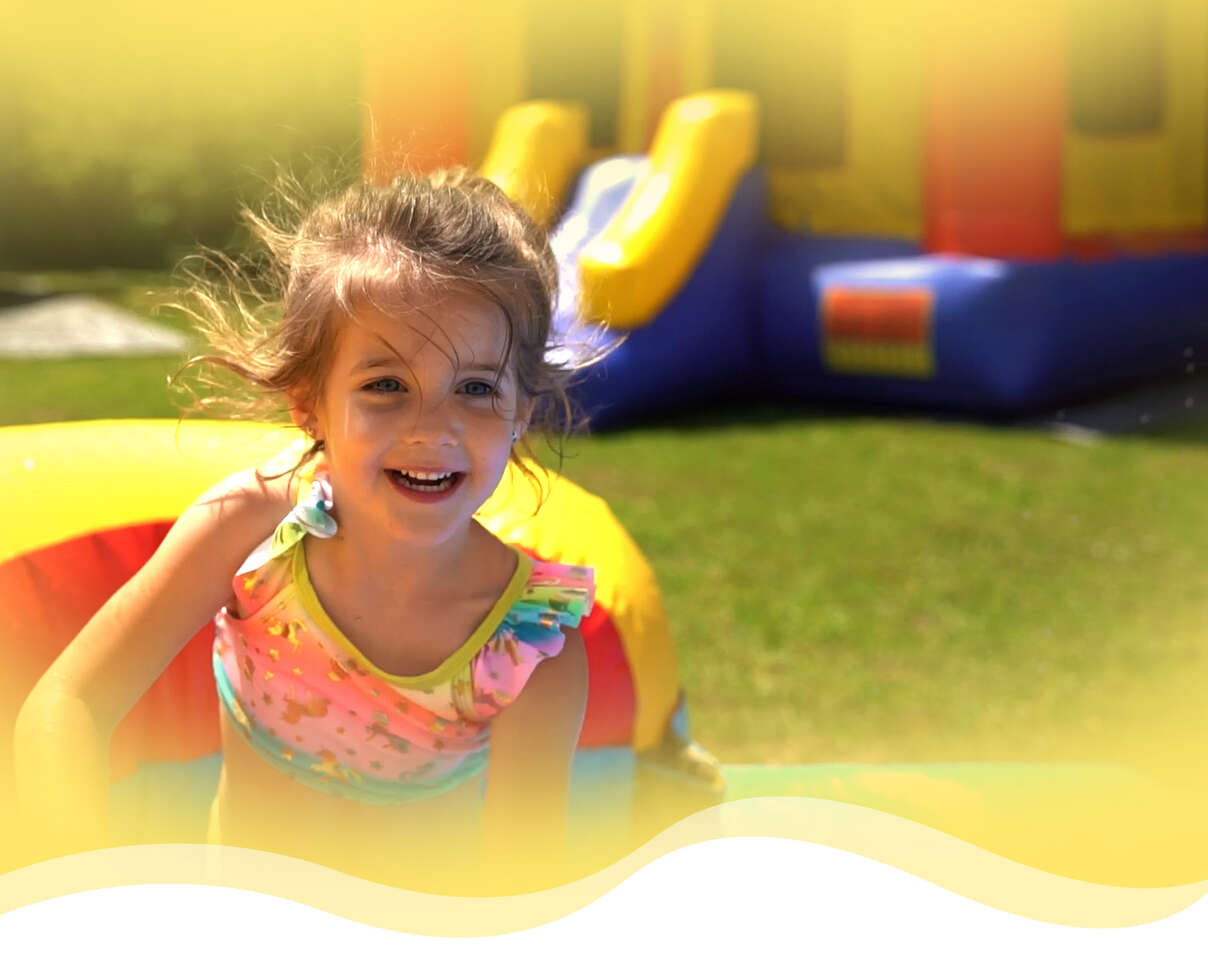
[295,289,532,548]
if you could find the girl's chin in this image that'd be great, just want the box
[382,520,475,550]
[378,509,489,551]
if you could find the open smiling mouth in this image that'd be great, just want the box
[386,469,464,497]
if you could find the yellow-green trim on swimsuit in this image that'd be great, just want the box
[290,541,534,688]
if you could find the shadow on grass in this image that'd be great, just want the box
[580,373,1208,449]
[0,290,57,310]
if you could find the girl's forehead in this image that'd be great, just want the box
[336,291,509,367]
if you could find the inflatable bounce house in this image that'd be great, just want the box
[367,0,1208,428]
[4,1,1208,893]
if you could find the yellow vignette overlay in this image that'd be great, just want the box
[2,799,1206,936]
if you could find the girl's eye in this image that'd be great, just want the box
[365,377,402,393]
[461,380,498,398]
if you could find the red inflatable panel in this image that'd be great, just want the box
[0,522,220,780]
[577,603,636,748]
[924,12,1064,258]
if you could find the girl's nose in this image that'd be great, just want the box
[406,397,460,446]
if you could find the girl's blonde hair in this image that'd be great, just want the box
[172,167,601,500]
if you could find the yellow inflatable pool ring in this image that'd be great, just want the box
[0,420,694,823]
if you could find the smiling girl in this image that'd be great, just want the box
[14,169,600,893]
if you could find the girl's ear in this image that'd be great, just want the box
[288,389,322,441]
[515,395,535,438]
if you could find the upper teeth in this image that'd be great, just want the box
[403,470,453,481]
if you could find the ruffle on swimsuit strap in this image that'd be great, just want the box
[506,564,595,631]
[269,465,336,560]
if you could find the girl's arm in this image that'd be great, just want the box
[12,467,291,860]
[481,625,588,892]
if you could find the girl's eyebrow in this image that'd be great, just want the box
[351,356,403,373]
[350,357,507,375]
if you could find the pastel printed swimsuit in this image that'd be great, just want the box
[211,455,595,805]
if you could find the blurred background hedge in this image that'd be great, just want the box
[0,3,361,269]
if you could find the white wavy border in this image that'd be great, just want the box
[2,798,1205,936]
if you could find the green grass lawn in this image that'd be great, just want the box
[0,271,196,423]
[5,272,1208,785]
[560,414,1208,777]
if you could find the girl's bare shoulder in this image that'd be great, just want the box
[30,463,301,729]
[197,463,300,526]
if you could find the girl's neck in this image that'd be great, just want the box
[309,514,509,605]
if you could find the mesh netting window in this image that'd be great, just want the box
[525,1,623,148]
[1068,0,1163,135]
[712,0,847,167]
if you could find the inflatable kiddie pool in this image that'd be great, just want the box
[1,420,1204,890]
[0,419,717,869]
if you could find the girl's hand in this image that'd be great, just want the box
[481,624,588,892]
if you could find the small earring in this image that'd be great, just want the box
[511,430,519,442]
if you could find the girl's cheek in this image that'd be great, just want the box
[343,403,392,438]
[352,396,403,418]
[470,393,521,419]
